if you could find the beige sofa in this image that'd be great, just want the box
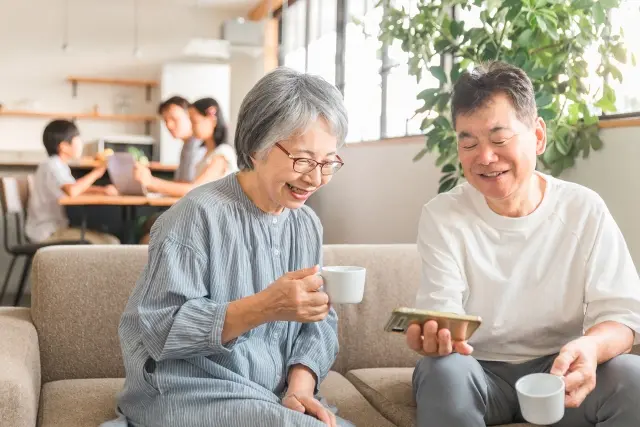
[4,243,604,427]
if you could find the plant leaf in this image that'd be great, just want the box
[590,135,604,150]
[441,164,456,173]
[593,3,606,26]
[536,16,549,34]
[439,172,454,183]
[438,177,457,194]
[413,147,429,162]
[517,29,534,47]
[536,92,554,108]
[430,66,448,85]
[539,108,556,121]
[600,0,619,9]
[611,44,627,64]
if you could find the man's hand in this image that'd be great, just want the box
[550,337,598,408]
[282,393,336,427]
[406,320,473,357]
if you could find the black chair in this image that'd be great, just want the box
[0,175,89,306]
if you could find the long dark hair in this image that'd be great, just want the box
[191,97,228,147]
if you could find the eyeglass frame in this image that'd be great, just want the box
[274,142,344,175]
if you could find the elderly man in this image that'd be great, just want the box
[409,61,640,426]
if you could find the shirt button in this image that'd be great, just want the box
[273,248,280,256]
[272,218,277,224]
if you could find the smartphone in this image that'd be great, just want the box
[384,307,482,341]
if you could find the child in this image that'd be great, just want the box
[25,119,120,244]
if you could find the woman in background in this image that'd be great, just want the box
[134,97,238,197]
[135,97,238,243]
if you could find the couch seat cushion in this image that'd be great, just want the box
[346,368,535,427]
[38,378,124,427]
[320,371,396,427]
[38,373,395,427]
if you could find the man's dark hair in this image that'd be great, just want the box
[157,95,190,114]
[191,97,228,147]
[42,119,80,156]
[451,61,537,128]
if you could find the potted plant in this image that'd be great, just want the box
[378,0,631,192]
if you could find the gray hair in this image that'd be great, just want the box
[234,67,349,170]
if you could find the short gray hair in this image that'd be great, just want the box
[234,67,349,170]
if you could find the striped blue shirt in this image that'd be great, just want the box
[116,173,340,426]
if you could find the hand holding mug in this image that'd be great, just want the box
[406,320,474,357]
[263,266,330,323]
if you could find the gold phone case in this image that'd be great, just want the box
[384,307,482,341]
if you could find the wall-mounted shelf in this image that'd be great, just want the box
[66,76,159,101]
[0,108,156,134]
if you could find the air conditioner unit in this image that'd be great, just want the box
[223,18,266,48]
[182,38,230,60]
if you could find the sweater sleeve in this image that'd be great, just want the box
[583,204,640,344]
[415,204,468,314]
[137,235,242,361]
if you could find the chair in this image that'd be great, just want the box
[0,175,88,306]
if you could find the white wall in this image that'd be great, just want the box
[309,127,640,267]
[0,0,259,159]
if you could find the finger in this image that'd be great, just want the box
[328,409,337,427]
[550,350,575,377]
[286,265,320,280]
[438,328,453,356]
[282,395,305,413]
[302,275,324,292]
[304,398,332,426]
[453,341,474,355]
[422,320,439,355]
[563,370,586,393]
[307,291,330,307]
[565,384,592,408]
[406,324,424,353]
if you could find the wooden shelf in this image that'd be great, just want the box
[0,109,156,123]
[67,76,158,101]
[66,76,159,88]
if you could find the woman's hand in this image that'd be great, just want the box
[262,266,330,323]
[282,393,337,427]
[134,163,153,187]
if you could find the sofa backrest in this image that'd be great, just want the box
[31,244,422,382]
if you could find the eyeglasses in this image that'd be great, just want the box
[275,143,344,175]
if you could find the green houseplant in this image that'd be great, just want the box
[378,0,631,192]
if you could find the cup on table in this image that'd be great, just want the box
[515,373,565,425]
[317,266,366,304]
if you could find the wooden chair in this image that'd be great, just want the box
[0,175,88,306]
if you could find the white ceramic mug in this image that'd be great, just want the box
[318,266,366,304]
[515,373,565,425]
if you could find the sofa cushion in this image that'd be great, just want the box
[38,378,124,427]
[320,371,396,427]
[323,244,422,374]
[37,372,395,427]
[346,368,535,427]
[346,368,416,427]
[31,246,149,383]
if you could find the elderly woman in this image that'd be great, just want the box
[112,67,351,427]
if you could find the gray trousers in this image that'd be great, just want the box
[413,353,640,426]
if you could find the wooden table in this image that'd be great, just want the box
[59,194,179,243]
[68,158,178,172]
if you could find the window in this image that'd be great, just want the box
[278,0,640,143]
[608,0,640,113]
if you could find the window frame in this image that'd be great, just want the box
[275,0,640,144]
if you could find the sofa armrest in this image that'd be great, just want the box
[0,308,41,427]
